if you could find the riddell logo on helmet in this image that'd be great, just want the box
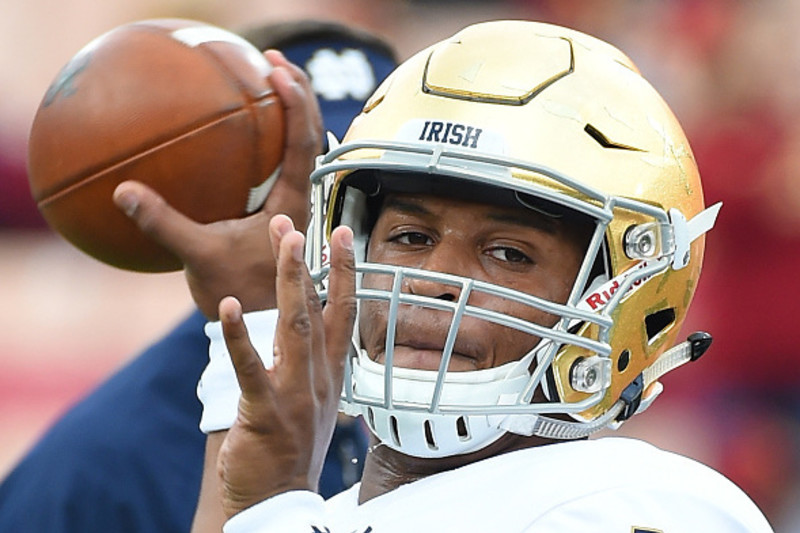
[579,261,654,312]
[418,120,482,148]
[584,279,621,311]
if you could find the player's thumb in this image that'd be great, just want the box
[113,180,201,261]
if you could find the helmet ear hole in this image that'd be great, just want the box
[645,307,676,343]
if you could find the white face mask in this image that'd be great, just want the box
[308,132,718,458]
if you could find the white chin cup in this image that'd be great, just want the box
[349,350,531,458]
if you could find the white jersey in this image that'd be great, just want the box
[224,437,773,532]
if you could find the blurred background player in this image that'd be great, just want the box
[0,19,397,533]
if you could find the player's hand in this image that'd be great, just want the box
[217,216,356,517]
[112,51,322,319]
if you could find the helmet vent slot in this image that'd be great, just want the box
[645,307,676,343]
[617,349,631,372]
[584,124,643,151]
[456,416,470,440]
[424,420,439,450]
[366,407,376,430]
[389,415,402,447]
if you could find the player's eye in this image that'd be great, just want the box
[487,246,532,264]
[392,231,432,246]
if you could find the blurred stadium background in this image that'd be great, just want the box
[2,0,799,530]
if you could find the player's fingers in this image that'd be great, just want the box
[274,230,315,386]
[219,296,272,407]
[322,225,357,379]
[268,214,294,263]
[273,215,326,388]
[113,180,205,261]
[262,59,322,227]
[264,50,322,125]
[299,250,327,372]
[269,59,321,172]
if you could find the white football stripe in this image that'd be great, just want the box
[171,26,270,72]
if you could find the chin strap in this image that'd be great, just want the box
[498,400,626,441]
[498,332,713,440]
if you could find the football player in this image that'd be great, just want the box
[117,20,774,532]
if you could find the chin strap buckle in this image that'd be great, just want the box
[615,331,713,423]
[617,373,645,422]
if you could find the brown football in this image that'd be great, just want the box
[27,18,285,272]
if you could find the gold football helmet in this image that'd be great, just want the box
[308,20,720,458]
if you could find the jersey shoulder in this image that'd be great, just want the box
[524,437,774,532]
[325,438,773,533]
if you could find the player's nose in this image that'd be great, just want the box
[404,241,474,302]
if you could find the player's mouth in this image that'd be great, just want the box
[373,337,483,372]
